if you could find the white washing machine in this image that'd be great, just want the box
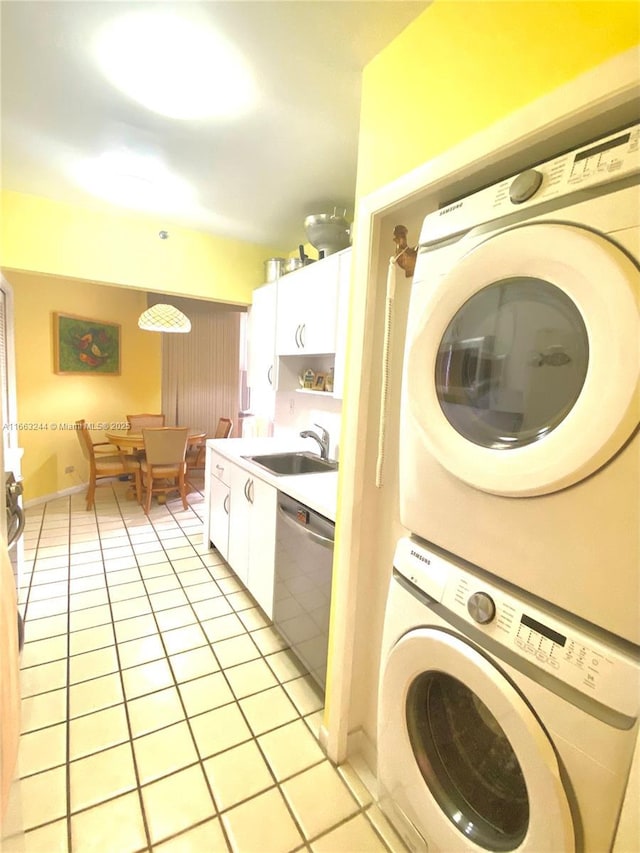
[378,537,640,853]
[399,124,640,645]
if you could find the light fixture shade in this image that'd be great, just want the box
[138,303,191,333]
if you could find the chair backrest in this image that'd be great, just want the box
[214,417,233,439]
[143,428,188,467]
[127,413,165,431]
[75,419,94,462]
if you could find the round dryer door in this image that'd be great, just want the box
[405,222,640,495]
[378,627,574,851]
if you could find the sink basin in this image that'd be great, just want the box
[243,451,338,476]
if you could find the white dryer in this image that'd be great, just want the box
[399,124,640,644]
[378,537,640,853]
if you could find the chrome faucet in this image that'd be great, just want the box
[300,423,330,460]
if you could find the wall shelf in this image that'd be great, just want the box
[295,388,333,396]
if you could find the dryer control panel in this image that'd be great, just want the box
[393,537,640,719]
[420,123,640,245]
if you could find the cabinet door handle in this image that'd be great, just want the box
[299,323,306,348]
[267,364,273,386]
[244,478,251,501]
[223,493,230,515]
[294,325,301,348]
[248,479,254,504]
[215,464,224,475]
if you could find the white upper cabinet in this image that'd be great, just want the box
[276,253,341,356]
[248,282,277,419]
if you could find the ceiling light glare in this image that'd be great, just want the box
[93,11,255,120]
[138,304,192,333]
[74,149,195,212]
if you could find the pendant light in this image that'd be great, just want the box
[138,303,191,333]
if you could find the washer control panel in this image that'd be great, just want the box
[420,122,640,244]
[393,537,640,719]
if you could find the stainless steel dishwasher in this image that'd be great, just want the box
[273,492,335,691]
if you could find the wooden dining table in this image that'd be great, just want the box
[105,428,207,502]
[105,428,206,452]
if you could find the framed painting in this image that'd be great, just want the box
[54,313,121,375]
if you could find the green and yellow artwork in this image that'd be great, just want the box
[54,313,121,375]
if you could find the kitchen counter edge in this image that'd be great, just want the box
[206,437,338,522]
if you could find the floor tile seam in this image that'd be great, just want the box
[111,490,230,847]
[361,802,400,852]
[20,502,67,627]
[302,802,383,849]
[94,493,157,852]
[63,496,74,853]
[189,617,324,848]
[67,780,140,822]
[141,814,223,853]
[151,508,204,565]
[139,560,309,847]
[47,578,213,614]
[117,509,255,684]
[272,754,375,846]
[26,695,123,730]
[66,491,299,848]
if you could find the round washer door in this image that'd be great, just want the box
[405,222,640,496]
[378,627,574,852]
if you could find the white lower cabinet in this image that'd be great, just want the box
[208,453,231,561]
[208,475,230,560]
[226,462,277,618]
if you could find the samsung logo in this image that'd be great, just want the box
[439,201,462,216]
[410,549,431,565]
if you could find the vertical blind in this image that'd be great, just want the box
[161,306,242,436]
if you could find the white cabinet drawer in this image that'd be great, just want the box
[210,450,231,486]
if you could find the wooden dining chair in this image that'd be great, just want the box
[214,417,233,439]
[127,413,165,430]
[140,427,189,513]
[186,417,233,483]
[76,419,141,510]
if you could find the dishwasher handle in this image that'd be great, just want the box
[277,503,334,550]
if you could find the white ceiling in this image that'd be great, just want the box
[1,1,427,251]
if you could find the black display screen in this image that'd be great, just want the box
[574,132,630,162]
[520,614,567,647]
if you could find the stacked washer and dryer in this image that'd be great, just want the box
[377,125,640,852]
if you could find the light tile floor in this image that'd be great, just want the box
[5,476,403,852]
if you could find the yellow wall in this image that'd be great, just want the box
[0,183,287,501]
[4,270,162,501]
[356,0,640,197]
[1,191,286,303]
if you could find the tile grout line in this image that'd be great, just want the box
[65,495,74,853]
[148,485,384,851]
[114,483,315,851]
[17,479,387,853]
[113,483,235,852]
[102,482,167,852]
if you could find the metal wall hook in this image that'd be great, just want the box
[392,225,417,277]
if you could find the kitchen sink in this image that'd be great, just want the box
[243,451,338,476]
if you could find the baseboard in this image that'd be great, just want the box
[345,727,379,799]
[318,722,329,754]
[24,484,85,508]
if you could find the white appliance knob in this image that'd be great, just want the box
[509,169,543,204]
[467,591,496,624]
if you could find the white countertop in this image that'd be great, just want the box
[206,437,339,521]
